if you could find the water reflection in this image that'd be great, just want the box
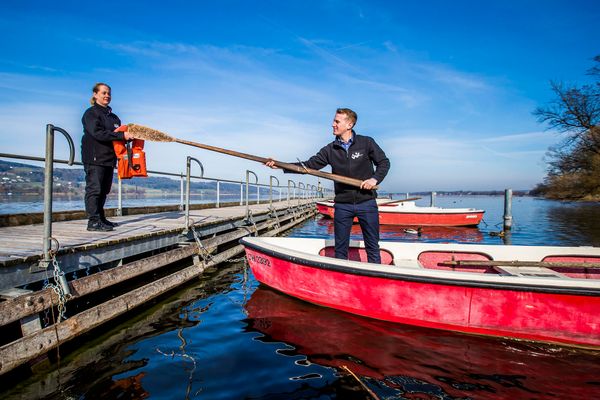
[245,287,600,400]
[541,202,600,246]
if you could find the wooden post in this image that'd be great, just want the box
[503,188,513,231]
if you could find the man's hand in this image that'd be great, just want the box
[265,158,279,169]
[360,178,378,190]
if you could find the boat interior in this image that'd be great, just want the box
[316,244,600,280]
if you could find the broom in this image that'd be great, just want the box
[127,123,377,190]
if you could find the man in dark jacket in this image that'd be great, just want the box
[81,83,132,231]
[267,108,390,263]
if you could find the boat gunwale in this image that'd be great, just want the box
[240,238,600,296]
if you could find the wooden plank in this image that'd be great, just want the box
[0,244,197,327]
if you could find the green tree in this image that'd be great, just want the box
[533,55,600,199]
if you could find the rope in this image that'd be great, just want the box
[341,365,380,400]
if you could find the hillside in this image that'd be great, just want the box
[0,160,239,196]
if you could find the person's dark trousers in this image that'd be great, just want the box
[334,199,381,264]
[84,164,114,223]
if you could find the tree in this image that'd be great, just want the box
[533,56,600,199]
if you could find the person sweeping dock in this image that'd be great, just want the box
[266,108,390,263]
[81,82,133,231]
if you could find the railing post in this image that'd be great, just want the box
[179,172,184,211]
[184,157,204,233]
[216,180,220,208]
[430,191,436,207]
[240,182,243,205]
[41,124,74,268]
[287,180,296,209]
[297,182,305,205]
[269,176,280,207]
[245,170,258,223]
[116,177,123,216]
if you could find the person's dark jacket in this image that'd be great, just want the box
[81,104,125,167]
[297,132,391,204]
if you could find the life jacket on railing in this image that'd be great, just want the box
[113,125,148,179]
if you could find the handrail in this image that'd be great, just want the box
[0,152,335,195]
[287,180,296,209]
[0,151,335,216]
[41,125,75,270]
[245,170,259,223]
[269,175,280,207]
[297,182,306,205]
[185,156,204,232]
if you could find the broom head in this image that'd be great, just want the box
[127,123,175,142]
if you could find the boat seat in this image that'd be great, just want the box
[318,246,395,265]
[493,266,569,279]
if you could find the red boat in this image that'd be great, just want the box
[245,288,600,399]
[241,237,600,347]
[315,199,484,226]
[316,218,486,242]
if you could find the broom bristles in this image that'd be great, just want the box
[128,123,175,142]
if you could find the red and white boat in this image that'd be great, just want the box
[315,199,484,226]
[241,237,600,347]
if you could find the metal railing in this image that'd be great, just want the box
[41,125,75,270]
[0,125,335,268]
[185,156,204,232]
[0,154,334,214]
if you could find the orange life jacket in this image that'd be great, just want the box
[113,139,148,179]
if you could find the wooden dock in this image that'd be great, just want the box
[0,199,316,290]
[0,199,319,376]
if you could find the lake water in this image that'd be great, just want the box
[2,195,600,399]
[0,193,257,215]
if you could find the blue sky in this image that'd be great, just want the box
[0,0,598,192]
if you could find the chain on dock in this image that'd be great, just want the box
[189,226,247,264]
[42,237,71,324]
[268,205,281,230]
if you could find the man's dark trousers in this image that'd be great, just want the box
[333,199,381,264]
[84,164,114,222]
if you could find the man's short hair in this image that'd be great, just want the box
[336,108,357,126]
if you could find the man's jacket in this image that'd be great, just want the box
[299,132,391,204]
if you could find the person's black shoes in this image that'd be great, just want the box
[87,220,114,232]
[101,218,118,227]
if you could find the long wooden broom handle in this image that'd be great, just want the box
[174,138,377,190]
[378,196,422,205]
